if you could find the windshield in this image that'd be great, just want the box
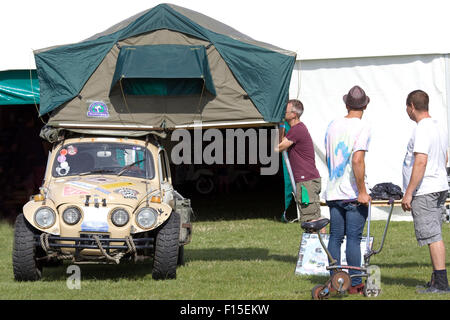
[52,142,155,179]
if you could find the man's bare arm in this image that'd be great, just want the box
[401,152,427,211]
[352,150,371,205]
[276,137,293,153]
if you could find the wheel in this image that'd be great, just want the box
[311,284,329,300]
[152,212,180,280]
[195,176,214,195]
[331,271,351,292]
[177,245,185,266]
[12,214,43,281]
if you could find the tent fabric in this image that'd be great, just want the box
[0,70,40,105]
[111,45,216,96]
[34,3,296,128]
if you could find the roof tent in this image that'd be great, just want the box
[34,3,296,133]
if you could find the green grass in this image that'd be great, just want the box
[1,216,449,300]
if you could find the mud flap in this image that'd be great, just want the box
[174,191,193,245]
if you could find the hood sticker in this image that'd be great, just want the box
[95,187,111,195]
[63,186,89,196]
[114,187,139,199]
[67,181,96,190]
[86,177,116,183]
[66,181,111,195]
[102,182,133,189]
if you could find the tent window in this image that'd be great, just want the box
[111,44,216,97]
[121,78,205,96]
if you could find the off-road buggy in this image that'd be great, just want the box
[12,132,192,281]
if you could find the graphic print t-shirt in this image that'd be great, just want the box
[324,117,371,201]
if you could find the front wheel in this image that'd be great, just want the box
[311,284,329,300]
[152,212,180,280]
[12,214,43,281]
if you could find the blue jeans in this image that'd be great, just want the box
[326,200,368,286]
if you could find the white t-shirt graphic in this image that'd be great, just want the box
[324,117,371,201]
[402,117,448,196]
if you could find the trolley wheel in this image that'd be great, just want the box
[363,286,381,297]
[331,271,351,292]
[311,284,330,300]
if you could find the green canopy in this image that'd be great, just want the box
[0,70,39,105]
[34,3,296,131]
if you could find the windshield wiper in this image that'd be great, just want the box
[117,158,146,176]
[79,169,116,176]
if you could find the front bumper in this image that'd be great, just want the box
[34,234,154,251]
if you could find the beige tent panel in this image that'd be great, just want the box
[48,29,263,131]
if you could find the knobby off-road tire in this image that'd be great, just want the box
[152,212,180,280]
[13,214,42,281]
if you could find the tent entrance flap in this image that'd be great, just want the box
[111,44,216,96]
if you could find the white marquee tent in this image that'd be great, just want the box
[1,0,449,220]
[290,54,450,220]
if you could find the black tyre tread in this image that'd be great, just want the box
[152,212,180,280]
[12,214,42,281]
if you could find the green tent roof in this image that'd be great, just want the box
[34,3,296,123]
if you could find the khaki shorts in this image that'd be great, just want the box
[411,191,447,246]
[295,178,322,223]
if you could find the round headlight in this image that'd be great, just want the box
[111,208,129,227]
[136,207,158,229]
[63,207,81,225]
[34,207,56,229]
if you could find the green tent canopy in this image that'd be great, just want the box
[0,70,39,105]
[34,3,296,132]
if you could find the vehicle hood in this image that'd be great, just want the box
[48,175,157,209]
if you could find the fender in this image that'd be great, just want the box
[131,202,173,234]
[23,199,60,235]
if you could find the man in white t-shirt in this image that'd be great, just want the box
[324,85,372,294]
[402,89,449,294]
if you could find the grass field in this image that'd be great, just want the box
[1,209,449,300]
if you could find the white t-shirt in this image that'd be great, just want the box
[402,117,448,196]
[324,117,371,201]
